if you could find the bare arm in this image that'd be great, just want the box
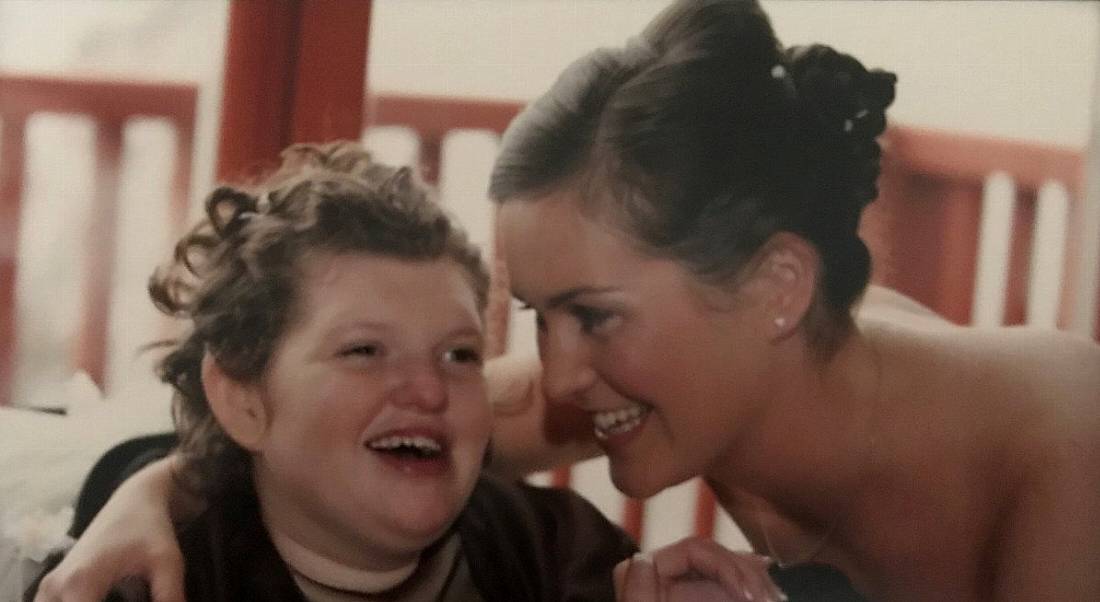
[484,353,603,479]
[33,456,198,602]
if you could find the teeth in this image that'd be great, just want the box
[367,435,442,453]
[591,404,649,440]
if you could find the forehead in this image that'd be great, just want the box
[293,253,482,330]
[496,191,655,302]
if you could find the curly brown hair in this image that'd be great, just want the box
[150,141,489,499]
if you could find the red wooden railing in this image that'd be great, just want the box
[869,126,1088,329]
[0,75,197,406]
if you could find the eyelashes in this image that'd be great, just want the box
[338,343,483,367]
[570,305,613,334]
[340,344,381,358]
[520,303,615,335]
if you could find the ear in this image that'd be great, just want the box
[202,352,268,452]
[750,232,819,341]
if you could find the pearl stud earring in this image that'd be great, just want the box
[774,316,787,329]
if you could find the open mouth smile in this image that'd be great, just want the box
[364,429,454,476]
[591,403,651,440]
[367,434,445,459]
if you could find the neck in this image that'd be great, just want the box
[707,327,885,537]
[252,466,421,584]
[266,519,419,594]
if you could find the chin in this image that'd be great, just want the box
[610,455,700,499]
[610,464,667,499]
[389,497,463,540]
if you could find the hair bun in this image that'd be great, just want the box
[784,44,896,210]
[206,187,260,240]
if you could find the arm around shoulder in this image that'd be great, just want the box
[485,353,604,478]
[31,444,198,602]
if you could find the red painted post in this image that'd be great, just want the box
[550,466,572,489]
[216,1,300,183]
[622,498,646,546]
[216,0,372,183]
[168,117,196,238]
[935,183,983,324]
[694,482,718,538]
[418,133,443,186]
[291,0,371,144]
[0,114,27,406]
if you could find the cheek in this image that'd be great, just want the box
[268,377,384,446]
[590,338,686,416]
[596,315,696,397]
[453,383,492,440]
[597,317,739,413]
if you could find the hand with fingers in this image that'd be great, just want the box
[32,460,187,602]
[614,537,787,602]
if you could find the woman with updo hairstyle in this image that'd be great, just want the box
[494,1,1100,600]
[36,1,1100,601]
[492,2,896,354]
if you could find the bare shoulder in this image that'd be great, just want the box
[859,286,1098,401]
[976,327,1100,408]
[859,290,1100,441]
[856,299,1100,595]
[947,326,1100,459]
[995,330,1100,596]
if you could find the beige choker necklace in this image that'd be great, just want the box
[268,525,418,594]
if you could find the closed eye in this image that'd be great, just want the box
[340,344,381,358]
[569,304,614,335]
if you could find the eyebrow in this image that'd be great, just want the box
[544,286,620,309]
[323,321,484,342]
[445,326,485,341]
[320,320,391,340]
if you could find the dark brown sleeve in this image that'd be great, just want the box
[458,473,637,601]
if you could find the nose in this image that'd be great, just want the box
[538,323,597,405]
[393,360,448,412]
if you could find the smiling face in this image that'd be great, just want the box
[498,190,782,498]
[249,253,491,571]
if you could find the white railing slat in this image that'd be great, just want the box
[972,172,1016,327]
[1027,180,1070,328]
